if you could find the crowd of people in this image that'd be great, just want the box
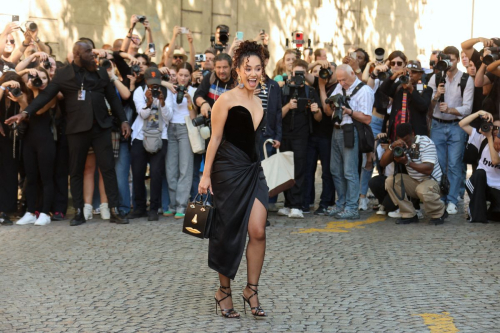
[1,15,500,227]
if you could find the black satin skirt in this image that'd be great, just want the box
[208,140,269,279]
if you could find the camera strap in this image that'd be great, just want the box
[393,163,406,201]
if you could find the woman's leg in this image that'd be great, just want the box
[214,273,239,317]
[244,198,267,315]
[83,154,96,205]
[98,169,108,204]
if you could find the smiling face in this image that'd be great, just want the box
[4,34,14,54]
[236,55,262,91]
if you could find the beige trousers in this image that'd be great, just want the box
[385,174,445,219]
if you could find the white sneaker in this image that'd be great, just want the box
[277,207,290,216]
[376,205,386,215]
[416,209,424,220]
[388,209,402,218]
[84,204,93,220]
[288,208,304,219]
[446,202,458,215]
[268,203,279,212]
[34,213,51,226]
[358,197,369,211]
[17,212,37,225]
[100,203,111,220]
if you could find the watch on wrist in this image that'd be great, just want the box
[355,68,361,74]
[22,41,30,47]
[35,38,40,43]
[405,160,411,166]
[389,144,393,151]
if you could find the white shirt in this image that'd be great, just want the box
[376,144,394,177]
[428,70,474,120]
[469,128,500,190]
[167,86,197,124]
[132,86,173,141]
[329,77,374,126]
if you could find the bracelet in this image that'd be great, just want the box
[0,86,5,91]
[350,110,354,116]
[200,101,208,108]
[22,41,30,47]
[370,72,377,80]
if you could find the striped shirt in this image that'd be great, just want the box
[406,135,442,182]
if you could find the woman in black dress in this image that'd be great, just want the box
[198,41,268,318]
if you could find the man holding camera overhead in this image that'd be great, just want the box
[325,64,373,220]
[428,46,474,215]
[381,123,447,225]
[277,59,322,219]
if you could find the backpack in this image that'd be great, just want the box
[435,72,469,98]
[142,99,164,154]
[343,82,375,153]
[463,137,488,165]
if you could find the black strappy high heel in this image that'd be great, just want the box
[214,286,240,318]
[242,283,267,317]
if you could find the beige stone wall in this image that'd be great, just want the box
[1,0,498,71]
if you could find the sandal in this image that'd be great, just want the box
[242,283,267,317]
[214,286,240,318]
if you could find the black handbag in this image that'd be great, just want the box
[182,193,214,239]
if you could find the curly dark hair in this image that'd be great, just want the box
[232,40,266,80]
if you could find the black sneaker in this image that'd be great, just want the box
[148,210,159,221]
[0,213,13,226]
[314,206,328,216]
[302,206,311,214]
[395,215,419,225]
[128,210,148,219]
[52,212,65,221]
[430,210,448,225]
[265,220,271,227]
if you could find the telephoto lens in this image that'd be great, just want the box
[176,85,187,104]
[318,67,333,80]
[374,48,385,62]
[100,58,111,70]
[29,74,43,88]
[151,86,161,99]
[399,75,410,84]
[161,73,170,82]
[26,21,37,32]
[218,28,229,45]
[393,146,406,158]
[377,69,392,81]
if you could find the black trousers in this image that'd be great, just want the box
[23,132,56,214]
[52,133,69,214]
[304,135,335,209]
[131,139,167,212]
[67,124,119,209]
[368,174,397,212]
[281,136,308,209]
[0,134,18,213]
[465,169,500,222]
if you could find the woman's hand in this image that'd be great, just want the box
[477,111,493,123]
[198,175,213,195]
[1,80,20,89]
[7,91,26,104]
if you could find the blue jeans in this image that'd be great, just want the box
[162,176,170,211]
[331,126,359,211]
[430,120,467,205]
[359,116,384,196]
[115,141,132,214]
[259,132,277,204]
[304,135,335,208]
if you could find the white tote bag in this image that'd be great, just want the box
[185,115,205,154]
[261,139,295,197]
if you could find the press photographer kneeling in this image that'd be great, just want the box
[381,123,447,225]
[460,111,500,223]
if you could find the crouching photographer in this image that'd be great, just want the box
[460,111,500,223]
[381,123,447,225]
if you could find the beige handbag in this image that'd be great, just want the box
[261,139,295,197]
[185,115,205,154]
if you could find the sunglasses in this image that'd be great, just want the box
[173,56,184,60]
[493,126,500,131]
[6,39,14,44]
[390,61,404,67]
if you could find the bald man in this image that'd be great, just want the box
[325,64,374,220]
[6,41,131,226]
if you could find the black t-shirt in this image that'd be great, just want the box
[312,77,337,138]
[485,72,500,115]
[282,86,321,139]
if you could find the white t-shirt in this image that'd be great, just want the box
[405,135,442,183]
[469,128,500,190]
[167,86,197,124]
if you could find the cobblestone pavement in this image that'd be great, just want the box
[1,199,499,332]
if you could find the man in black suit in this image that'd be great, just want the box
[6,41,131,226]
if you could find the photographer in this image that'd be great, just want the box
[164,26,195,69]
[342,48,369,80]
[460,111,500,223]
[485,58,500,115]
[130,67,172,221]
[277,59,322,219]
[428,46,474,215]
[381,123,447,225]
[0,22,22,67]
[191,49,215,87]
[15,51,51,74]
[120,15,153,57]
[380,61,432,141]
[273,49,296,88]
[325,64,373,220]
[165,63,197,220]
[0,72,29,225]
[212,24,241,57]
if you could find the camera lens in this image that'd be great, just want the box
[131,65,141,75]
[100,59,111,70]
[394,146,405,158]
[27,22,37,32]
[219,29,229,45]
[161,73,170,81]
[10,87,22,97]
[483,53,500,66]
[318,68,332,80]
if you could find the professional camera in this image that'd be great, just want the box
[161,72,170,82]
[176,85,187,104]
[42,59,51,70]
[319,67,333,80]
[131,64,141,75]
[136,15,146,23]
[192,111,212,138]
[289,71,305,87]
[150,85,161,99]
[99,58,112,70]
[6,86,22,98]
[374,48,385,63]
[25,21,37,32]
[379,136,389,144]
[28,73,42,88]
[195,54,206,62]
[218,27,229,45]
[393,144,420,159]
[471,115,494,133]
[483,47,500,66]
[377,69,393,80]
[435,53,452,72]
[325,94,349,124]
[399,74,410,85]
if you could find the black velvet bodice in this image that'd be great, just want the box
[223,105,262,162]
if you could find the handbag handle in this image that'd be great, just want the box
[194,192,212,207]
[263,138,281,160]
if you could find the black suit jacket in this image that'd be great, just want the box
[24,63,127,135]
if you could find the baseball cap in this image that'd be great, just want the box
[144,67,161,85]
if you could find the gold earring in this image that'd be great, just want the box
[238,75,244,89]
[260,75,266,92]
